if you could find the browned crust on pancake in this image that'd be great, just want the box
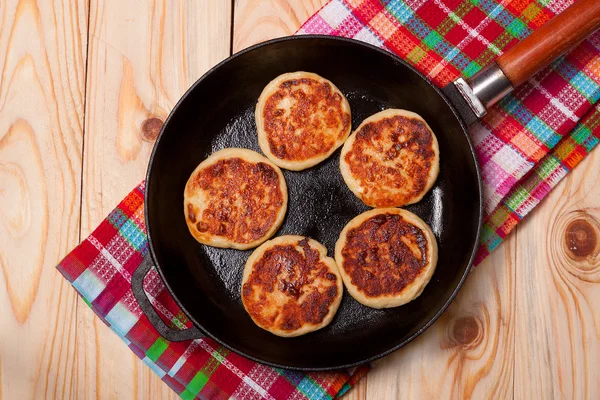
[257,72,351,170]
[185,154,285,247]
[339,212,429,297]
[262,78,350,161]
[342,110,438,207]
[242,237,342,336]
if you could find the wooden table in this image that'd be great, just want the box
[1,0,599,398]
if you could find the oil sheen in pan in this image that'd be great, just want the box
[199,89,445,333]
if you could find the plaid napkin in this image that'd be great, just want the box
[57,0,600,399]
[299,0,600,264]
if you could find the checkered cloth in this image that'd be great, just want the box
[299,0,600,264]
[57,0,600,399]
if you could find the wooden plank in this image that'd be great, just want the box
[366,241,516,399]
[77,0,231,398]
[514,147,600,399]
[0,0,88,399]
[233,0,328,52]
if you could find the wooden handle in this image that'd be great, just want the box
[496,0,600,87]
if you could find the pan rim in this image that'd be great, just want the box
[144,34,484,371]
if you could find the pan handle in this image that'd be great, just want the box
[452,0,600,120]
[131,253,204,342]
[495,0,600,88]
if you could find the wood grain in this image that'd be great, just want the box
[0,0,87,399]
[366,238,516,400]
[76,0,231,398]
[233,0,328,53]
[514,146,600,399]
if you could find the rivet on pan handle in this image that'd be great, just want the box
[132,253,204,342]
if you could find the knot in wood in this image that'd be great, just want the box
[565,217,599,261]
[141,117,163,142]
[451,316,480,346]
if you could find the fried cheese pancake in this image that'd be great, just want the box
[242,236,343,337]
[256,72,352,171]
[340,109,439,207]
[335,208,437,309]
[184,148,287,250]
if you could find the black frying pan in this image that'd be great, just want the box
[131,1,600,371]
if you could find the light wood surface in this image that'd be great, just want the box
[0,0,599,399]
[514,149,600,399]
[0,0,87,398]
[233,0,326,52]
[78,0,230,398]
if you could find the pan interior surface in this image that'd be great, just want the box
[146,37,481,370]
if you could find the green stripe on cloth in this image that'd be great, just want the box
[182,371,209,400]
[147,337,169,362]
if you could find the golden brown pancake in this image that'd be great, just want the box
[242,235,343,337]
[184,148,287,250]
[255,71,352,171]
[340,109,439,207]
[335,208,437,309]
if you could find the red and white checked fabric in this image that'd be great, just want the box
[299,0,600,261]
